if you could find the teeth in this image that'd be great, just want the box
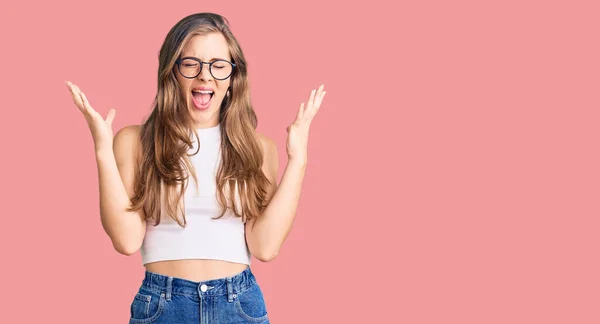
[192,90,213,94]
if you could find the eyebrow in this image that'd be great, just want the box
[180,56,230,61]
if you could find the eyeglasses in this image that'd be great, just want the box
[175,57,236,80]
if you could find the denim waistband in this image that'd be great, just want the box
[140,266,257,302]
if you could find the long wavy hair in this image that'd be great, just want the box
[128,13,270,227]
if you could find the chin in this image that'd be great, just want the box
[190,104,219,125]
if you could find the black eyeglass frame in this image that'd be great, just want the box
[175,57,236,80]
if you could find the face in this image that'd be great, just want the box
[175,32,233,128]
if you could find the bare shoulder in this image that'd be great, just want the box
[113,125,142,197]
[113,125,142,167]
[114,125,141,149]
[256,132,277,155]
[114,125,141,143]
[256,132,279,183]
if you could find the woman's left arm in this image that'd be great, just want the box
[246,85,326,262]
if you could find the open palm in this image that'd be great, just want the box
[66,81,116,152]
[286,84,326,163]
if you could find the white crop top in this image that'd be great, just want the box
[140,123,251,265]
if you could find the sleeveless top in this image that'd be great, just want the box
[140,123,251,265]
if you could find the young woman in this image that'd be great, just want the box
[66,12,326,323]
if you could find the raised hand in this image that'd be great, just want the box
[286,84,326,164]
[66,81,116,153]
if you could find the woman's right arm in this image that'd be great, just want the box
[97,125,147,256]
[66,81,146,256]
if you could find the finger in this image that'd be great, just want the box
[306,89,316,116]
[314,89,326,109]
[296,102,305,120]
[67,82,84,110]
[308,88,316,105]
[316,84,324,97]
[313,84,324,104]
[79,91,93,114]
[72,83,83,100]
[309,91,326,120]
[105,109,116,125]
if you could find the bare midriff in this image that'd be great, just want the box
[144,259,249,282]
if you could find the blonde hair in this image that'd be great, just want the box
[128,13,270,227]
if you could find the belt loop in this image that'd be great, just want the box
[226,277,234,302]
[165,276,173,301]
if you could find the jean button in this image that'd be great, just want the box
[200,284,208,292]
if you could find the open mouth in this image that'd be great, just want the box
[191,90,214,109]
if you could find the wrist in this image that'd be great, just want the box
[287,157,307,168]
[95,146,114,160]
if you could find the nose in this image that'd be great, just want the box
[198,62,212,81]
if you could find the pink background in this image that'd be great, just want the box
[1,0,599,323]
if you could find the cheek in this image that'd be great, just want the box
[220,81,231,95]
[178,82,192,99]
[174,74,190,96]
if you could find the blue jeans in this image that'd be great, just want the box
[128,267,269,323]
